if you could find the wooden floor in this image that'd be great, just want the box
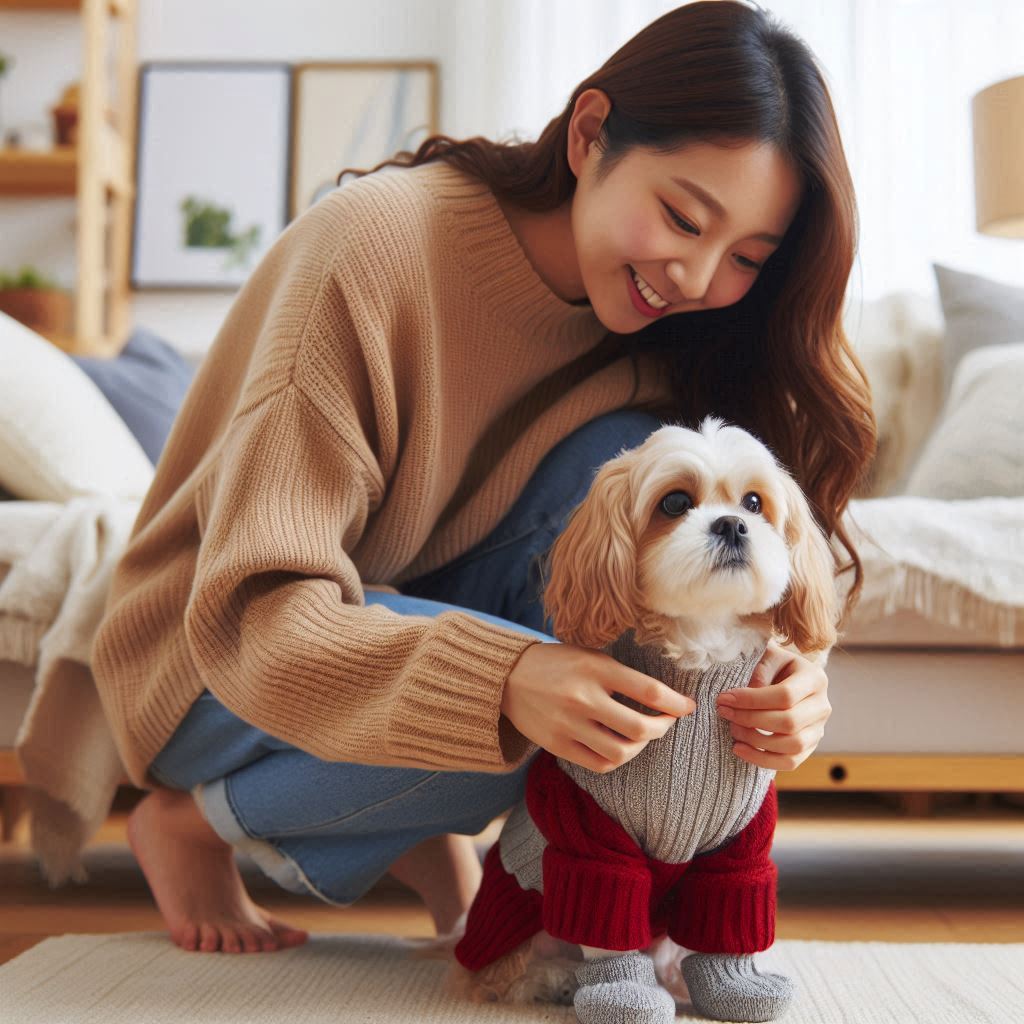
[2,788,1023,967]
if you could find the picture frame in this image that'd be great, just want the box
[131,62,292,290]
[289,61,439,220]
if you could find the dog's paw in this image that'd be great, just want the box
[510,959,579,1006]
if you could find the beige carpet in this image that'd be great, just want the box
[2,932,1022,1023]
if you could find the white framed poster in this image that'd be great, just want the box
[289,61,439,219]
[131,62,292,289]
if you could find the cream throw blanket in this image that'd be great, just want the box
[0,497,139,886]
[0,493,1021,887]
[835,496,1024,646]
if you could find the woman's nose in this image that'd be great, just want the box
[666,257,715,303]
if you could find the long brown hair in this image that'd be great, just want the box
[338,0,875,635]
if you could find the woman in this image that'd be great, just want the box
[91,0,874,955]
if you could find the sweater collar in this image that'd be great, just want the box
[417,160,608,348]
[603,628,771,702]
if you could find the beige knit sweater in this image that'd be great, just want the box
[90,160,674,789]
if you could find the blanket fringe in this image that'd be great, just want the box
[857,563,1019,646]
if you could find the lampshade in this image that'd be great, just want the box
[972,73,1024,238]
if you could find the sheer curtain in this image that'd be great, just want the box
[444,0,1024,303]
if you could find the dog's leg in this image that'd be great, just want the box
[647,933,693,1005]
[682,952,795,1023]
[573,947,676,1024]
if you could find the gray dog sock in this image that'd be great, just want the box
[681,952,795,1022]
[573,951,676,1024]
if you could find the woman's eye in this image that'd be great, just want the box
[662,204,762,271]
[660,491,694,517]
[742,492,762,514]
[663,203,700,235]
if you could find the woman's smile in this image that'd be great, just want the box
[626,265,669,318]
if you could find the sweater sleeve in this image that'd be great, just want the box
[183,381,542,773]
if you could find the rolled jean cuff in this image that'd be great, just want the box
[193,778,350,906]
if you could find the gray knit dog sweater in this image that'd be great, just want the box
[494,628,796,1023]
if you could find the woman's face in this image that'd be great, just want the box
[567,89,804,334]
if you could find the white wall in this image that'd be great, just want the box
[2,1,1022,362]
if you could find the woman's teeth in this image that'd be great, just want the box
[631,267,669,309]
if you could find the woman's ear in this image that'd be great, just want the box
[540,458,643,649]
[770,470,840,656]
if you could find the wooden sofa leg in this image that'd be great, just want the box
[1,786,30,843]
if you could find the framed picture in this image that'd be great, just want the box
[131,62,292,290]
[289,61,439,220]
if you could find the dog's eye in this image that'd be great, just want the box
[742,492,762,514]
[660,491,694,517]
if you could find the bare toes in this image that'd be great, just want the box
[220,926,243,954]
[240,928,269,953]
[267,917,309,948]
[179,924,200,951]
[199,923,221,953]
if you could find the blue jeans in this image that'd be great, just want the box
[149,409,663,906]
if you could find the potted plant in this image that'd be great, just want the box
[0,266,73,336]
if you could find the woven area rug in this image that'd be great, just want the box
[3,932,1022,1023]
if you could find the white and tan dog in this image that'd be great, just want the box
[422,416,840,1018]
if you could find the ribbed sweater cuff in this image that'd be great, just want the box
[454,843,542,971]
[387,611,542,772]
[669,865,777,954]
[541,846,653,950]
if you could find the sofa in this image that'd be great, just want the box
[1,262,1021,886]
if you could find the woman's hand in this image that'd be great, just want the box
[715,639,832,770]
[503,642,697,774]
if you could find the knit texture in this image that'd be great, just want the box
[681,952,795,1022]
[455,750,779,969]
[574,952,676,1024]
[558,630,773,862]
[89,161,673,788]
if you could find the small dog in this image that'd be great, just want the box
[438,415,840,1018]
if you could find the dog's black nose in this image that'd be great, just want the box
[711,515,748,548]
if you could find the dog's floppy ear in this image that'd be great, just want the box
[770,469,840,656]
[540,457,643,649]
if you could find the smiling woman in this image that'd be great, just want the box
[340,0,875,633]
[89,0,860,983]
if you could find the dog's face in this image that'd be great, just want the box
[542,416,839,654]
[630,420,793,620]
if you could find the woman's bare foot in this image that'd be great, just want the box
[128,787,309,953]
[387,833,482,936]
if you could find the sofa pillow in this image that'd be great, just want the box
[843,291,945,497]
[0,311,155,501]
[902,342,1023,498]
[72,326,196,466]
[933,263,1024,397]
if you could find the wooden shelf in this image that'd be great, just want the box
[0,0,81,9]
[0,147,77,196]
[0,1,129,15]
[2,0,137,355]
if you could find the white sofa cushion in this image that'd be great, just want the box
[843,292,945,497]
[933,263,1024,397]
[0,312,155,501]
[903,343,1023,499]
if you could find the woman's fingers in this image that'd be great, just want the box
[597,694,682,743]
[605,661,697,719]
[727,721,826,770]
[716,700,822,735]
[727,721,809,756]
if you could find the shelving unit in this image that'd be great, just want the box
[0,0,138,356]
